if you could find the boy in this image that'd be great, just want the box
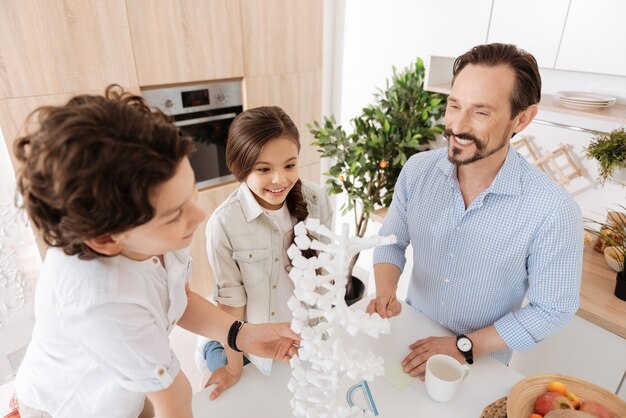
[12,86,299,418]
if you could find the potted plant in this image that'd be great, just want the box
[584,127,626,183]
[585,207,626,301]
[309,57,447,304]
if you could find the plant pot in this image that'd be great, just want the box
[615,271,626,301]
[345,276,366,306]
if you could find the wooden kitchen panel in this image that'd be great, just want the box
[189,180,239,297]
[244,71,322,167]
[126,0,244,86]
[0,0,138,98]
[240,0,323,76]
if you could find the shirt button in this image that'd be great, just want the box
[444,279,450,283]
[449,253,454,258]
[273,230,278,234]
[272,285,277,289]
[274,257,279,262]
[271,312,275,316]
[157,367,165,376]
[152,258,159,264]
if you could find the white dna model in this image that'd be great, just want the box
[286,219,397,418]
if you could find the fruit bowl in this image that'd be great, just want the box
[507,374,626,418]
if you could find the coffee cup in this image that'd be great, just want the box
[425,354,471,402]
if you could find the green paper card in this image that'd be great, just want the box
[383,360,415,391]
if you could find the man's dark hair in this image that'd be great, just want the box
[452,43,541,118]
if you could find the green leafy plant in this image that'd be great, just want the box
[584,127,626,183]
[309,57,447,297]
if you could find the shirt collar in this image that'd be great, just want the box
[437,145,522,196]
[238,182,265,222]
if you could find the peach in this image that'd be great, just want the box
[535,392,574,416]
[530,414,543,418]
[579,400,617,418]
[548,381,569,395]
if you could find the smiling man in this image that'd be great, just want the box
[366,43,583,377]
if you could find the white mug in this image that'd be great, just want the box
[425,354,471,403]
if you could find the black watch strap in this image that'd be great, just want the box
[456,334,474,365]
[227,320,247,352]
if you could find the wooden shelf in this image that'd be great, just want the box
[540,94,626,125]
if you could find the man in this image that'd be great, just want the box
[366,43,583,377]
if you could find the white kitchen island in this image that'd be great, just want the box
[192,298,524,418]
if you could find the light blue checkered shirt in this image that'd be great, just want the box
[374,146,583,364]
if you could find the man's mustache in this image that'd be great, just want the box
[443,129,485,151]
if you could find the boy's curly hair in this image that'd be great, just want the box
[13,85,194,259]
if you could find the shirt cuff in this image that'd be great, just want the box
[118,353,181,393]
[494,312,539,352]
[215,285,247,307]
[373,245,407,272]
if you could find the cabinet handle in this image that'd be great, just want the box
[533,119,607,135]
[175,113,238,127]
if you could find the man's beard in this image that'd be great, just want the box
[444,128,509,166]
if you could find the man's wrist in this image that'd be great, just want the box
[227,320,247,352]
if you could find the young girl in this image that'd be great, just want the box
[11,88,299,418]
[197,106,333,399]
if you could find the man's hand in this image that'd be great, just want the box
[237,322,300,362]
[206,364,242,400]
[365,294,402,318]
[401,336,465,379]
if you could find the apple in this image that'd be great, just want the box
[579,400,617,418]
[535,392,574,415]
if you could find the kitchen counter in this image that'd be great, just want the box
[579,245,626,338]
[370,207,626,338]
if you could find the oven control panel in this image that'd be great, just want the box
[141,80,243,116]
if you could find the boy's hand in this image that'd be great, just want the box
[206,364,242,400]
[237,322,300,362]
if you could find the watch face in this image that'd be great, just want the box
[457,337,472,352]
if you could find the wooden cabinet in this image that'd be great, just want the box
[245,71,323,168]
[487,0,569,69]
[555,0,626,76]
[188,181,239,297]
[126,0,244,86]
[240,0,323,76]
[0,0,137,99]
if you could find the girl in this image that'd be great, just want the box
[197,106,333,399]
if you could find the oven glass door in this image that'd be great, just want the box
[176,113,236,189]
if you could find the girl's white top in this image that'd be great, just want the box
[15,247,191,418]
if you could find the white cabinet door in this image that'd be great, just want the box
[618,370,626,400]
[415,0,493,58]
[556,0,626,76]
[487,0,569,69]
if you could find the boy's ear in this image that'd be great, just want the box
[84,234,124,256]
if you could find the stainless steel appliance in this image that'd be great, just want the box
[141,81,243,189]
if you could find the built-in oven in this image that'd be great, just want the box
[141,81,243,189]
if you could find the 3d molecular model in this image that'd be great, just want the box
[286,219,397,418]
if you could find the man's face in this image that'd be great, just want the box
[444,64,518,167]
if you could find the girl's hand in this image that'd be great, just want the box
[237,322,301,362]
[206,364,242,400]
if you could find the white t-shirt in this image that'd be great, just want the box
[15,247,191,418]
[265,204,296,323]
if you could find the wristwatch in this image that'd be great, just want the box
[456,334,474,365]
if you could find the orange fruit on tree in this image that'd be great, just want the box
[379,160,388,169]
[529,414,543,418]
[547,381,568,395]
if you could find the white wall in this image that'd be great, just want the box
[0,130,40,385]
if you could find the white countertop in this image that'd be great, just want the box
[192,298,524,417]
